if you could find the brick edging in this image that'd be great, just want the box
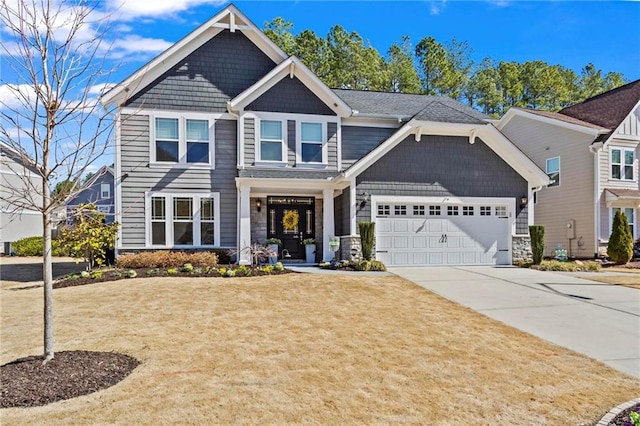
[597,398,640,426]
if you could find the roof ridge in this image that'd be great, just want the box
[420,99,488,123]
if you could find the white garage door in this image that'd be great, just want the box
[375,204,510,266]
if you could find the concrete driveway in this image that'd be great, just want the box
[390,266,640,378]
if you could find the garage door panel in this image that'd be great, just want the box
[377,236,393,250]
[428,220,443,232]
[412,252,428,264]
[393,220,409,232]
[412,235,427,248]
[428,252,443,265]
[412,219,428,233]
[393,236,409,249]
[377,220,393,233]
[393,252,409,265]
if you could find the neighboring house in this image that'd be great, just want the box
[65,165,115,223]
[498,80,640,258]
[100,5,548,266]
[0,142,43,254]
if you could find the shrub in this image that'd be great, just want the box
[260,265,273,274]
[80,271,90,278]
[529,225,545,265]
[608,210,633,264]
[274,261,284,272]
[116,251,219,269]
[358,222,375,260]
[12,236,66,257]
[111,271,122,278]
[125,270,137,278]
[182,263,194,272]
[236,265,251,276]
[90,271,103,279]
[355,259,387,271]
[146,269,158,276]
[167,268,178,275]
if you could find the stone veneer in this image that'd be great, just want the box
[338,235,362,261]
[512,235,532,262]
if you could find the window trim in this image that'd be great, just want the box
[255,116,287,166]
[545,156,560,188]
[148,111,216,169]
[100,183,110,199]
[296,119,328,166]
[145,192,221,248]
[609,146,635,182]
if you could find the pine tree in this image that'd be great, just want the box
[607,211,633,264]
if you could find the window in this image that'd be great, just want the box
[100,183,110,199]
[480,206,491,216]
[462,206,474,216]
[259,120,284,162]
[495,206,507,217]
[378,205,390,216]
[447,206,459,216]
[151,114,213,166]
[546,157,560,187]
[300,122,324,163]
[612,207,635,237]
[413,205,425,216]
[429,206,441,216]
[394,205,407,216]
[611,148,634,180]
[147,193,219,247]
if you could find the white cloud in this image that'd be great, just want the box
[107,0,228,21]
[429,0,448,15]
[107,35,173,59]
[88,83,115,96]
[0,84,38,110]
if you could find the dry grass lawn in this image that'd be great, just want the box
[579,273,640,289]
[2,274,639,425]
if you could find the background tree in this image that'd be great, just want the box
[415,36,449,96]
[385,36,421,94]
[263,17,296,56]
[466,57,502,115]
[0,0,116,362]
[578,63,626,100]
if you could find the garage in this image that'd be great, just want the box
[374,201,511,266]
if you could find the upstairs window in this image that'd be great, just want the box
[100,183,110,199]
[152,115,213,167]
[259,120,284,162]
[299,122,326,164]
[546,157,560,187]
[611,148,634,181]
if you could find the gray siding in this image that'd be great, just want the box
[66,172,115,222]
[247,77,336,115]
[355,135,528,233]
[342,126,397,169]
[244,118,255,165]
[333,187,351,236]
[328,123,338,167]
[126,30,275,112]
[119,115,238,247]
[287,120,296,166]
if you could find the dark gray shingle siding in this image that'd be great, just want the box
[125,30,275,113]
[341,126,397,169]
[247,77,336,115]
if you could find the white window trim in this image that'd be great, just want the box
[296,119,329,167]
[145,192,221,248]
[255,114,287,166]
[545,156,560,188]
[610,207,636,240]
[100,183,110,199]
[148,111,216,169]
[609,146,635,182]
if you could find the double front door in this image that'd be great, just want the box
[267,196,315,259]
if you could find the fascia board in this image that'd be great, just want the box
[498,108,607,136]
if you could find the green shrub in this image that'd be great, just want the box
[111,271,122,278]
[529,225,545,265]
[146,268,158,276]
[12,236,66,257]
[90,271,103,279]
[182,263,194,272]
[116,251,219,269]
[260,265,273,274]
[80,271,90,278]
[125,270,137,278]
[236,265,251,276]
[274,261,284,272]
[608,210,633,264]
[358,222,376,260]
[167,268,178,275]
[355,259,387,271]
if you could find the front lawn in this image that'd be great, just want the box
[2,274,638,424]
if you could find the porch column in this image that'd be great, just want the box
[239,184,251,265]
[322,188,335,261]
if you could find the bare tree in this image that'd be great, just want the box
[0,0,116,362]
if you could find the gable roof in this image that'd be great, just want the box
[80,165,114,190]
[514,108,607,130]
[497,107,609,137]
[560,79,640,131]
[228,56,352,116]
[333,89,489,123]
[101,5,287,107]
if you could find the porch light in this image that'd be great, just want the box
[256,199,262,212]
[520,195,528,208]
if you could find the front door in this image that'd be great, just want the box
[267,196,315,259]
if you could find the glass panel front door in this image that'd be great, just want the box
[267,197,315,260]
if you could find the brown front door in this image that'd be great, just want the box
[267,196,315,260]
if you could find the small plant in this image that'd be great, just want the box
[218,267,227,276]
[111,271,122,278]
[125,269,137,278]
[228,244,277,267]
[358,222,375,260]
[529,225,545,265]
[146,268,158,276]
[303,238,315,245]
[260,265,273,274]
[224,269,236,277]
[167,268,178,275]
[90,271,103,279]
[608,210,633,264]
[182,263,194,272]
[193,267,204,274]
[274,261,284,272]
[265,238,282,246]
[80,271,90,278]
[629,410,640,426]
[68,274,80,280]
[236,265,251,276]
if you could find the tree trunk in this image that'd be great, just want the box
[43,197,54,363]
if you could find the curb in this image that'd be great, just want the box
[597,397,640,426]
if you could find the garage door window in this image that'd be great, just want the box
[394,205,407,216]
[413,205,425,216]
[495,206,507,217]
[447,206,459,216]
[378,205,390,216]
[480,206,491,216]
[463,206,474,216]
[429,206,441,216]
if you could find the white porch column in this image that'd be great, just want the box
[322,188,335,261]
[239,184,251,265]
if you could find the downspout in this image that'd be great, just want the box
[590,142,604,257]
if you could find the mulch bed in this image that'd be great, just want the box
[602,260,640,270]
[608,402,640,425]
[1,351,140,408]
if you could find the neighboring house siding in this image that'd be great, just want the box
[615,104,640,139]
[66,172,115,222]
[354,135,528,233]
[119,114,238,247]
[246,77,336,116]
[342,126,397,169]
[125,30,275,113]
[501,115,596,257]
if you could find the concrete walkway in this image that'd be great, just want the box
[390,266,640,378]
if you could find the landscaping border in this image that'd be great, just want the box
[597,397,640,426]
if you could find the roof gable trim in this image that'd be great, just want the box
[497,108,608,136]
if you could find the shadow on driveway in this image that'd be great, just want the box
[0,257,85,283]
